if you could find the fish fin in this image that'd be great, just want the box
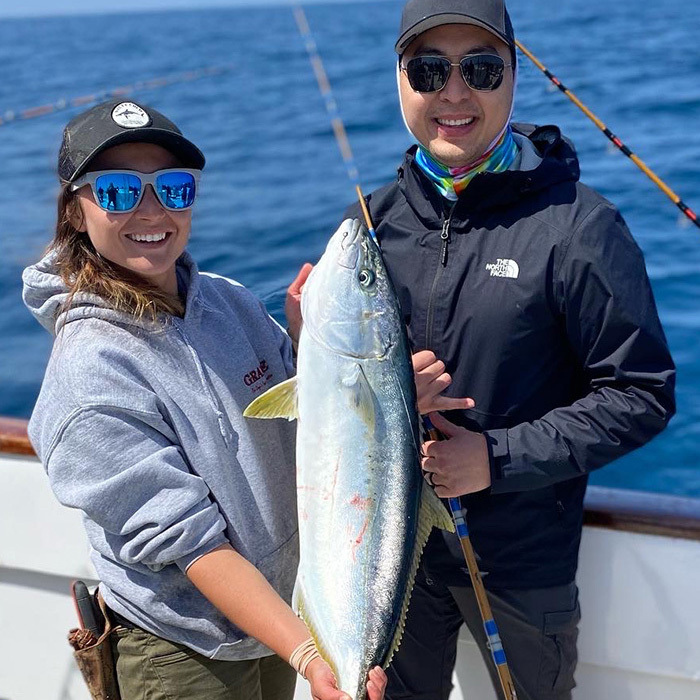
[420,481,456,533]
[343,363,376,433]
[292,582,339,681]
[383,483,455,668]
[242,376,298,420]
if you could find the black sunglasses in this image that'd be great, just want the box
[402,54,511,93]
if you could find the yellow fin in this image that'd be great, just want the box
[383,483,454,668]
[243,376,298,420]
[292,582,339,681]
[420,482,456,533]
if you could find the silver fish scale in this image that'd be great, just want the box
[293,219,423,700]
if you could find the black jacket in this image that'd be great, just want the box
[345,124,676,589]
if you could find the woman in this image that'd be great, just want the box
[23,99,386,700]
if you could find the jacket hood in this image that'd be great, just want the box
[22,250,198,335]
[398,122,580,225]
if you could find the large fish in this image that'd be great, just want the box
[244,218,453,699]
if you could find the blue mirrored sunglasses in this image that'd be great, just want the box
[71,168,201,213]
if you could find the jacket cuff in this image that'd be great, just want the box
[484,429,510,485]
[177,532,230,573]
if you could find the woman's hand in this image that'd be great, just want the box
[306,659,388,700]
[413,350,475,414]
[305,657,348,700]
[187,547,388,699]
[285,263,313,349]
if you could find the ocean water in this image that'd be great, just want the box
[1,0,698,497]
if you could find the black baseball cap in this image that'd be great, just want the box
[58,99,206,182]
[395,0,515,54]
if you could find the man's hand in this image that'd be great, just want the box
[421,412,491,497]
[285,263,313,349]
[413,350,475,414]
[366,666,388,700]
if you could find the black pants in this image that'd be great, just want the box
[386,570,580,700]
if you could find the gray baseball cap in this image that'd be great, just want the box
[395,0,515,54]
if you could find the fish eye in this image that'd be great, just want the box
[358,269,375,287]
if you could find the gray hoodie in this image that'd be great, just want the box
[23,251,298,660]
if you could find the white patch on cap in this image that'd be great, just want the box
[111,102,151,129]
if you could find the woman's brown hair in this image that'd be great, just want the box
[52,183,184,322]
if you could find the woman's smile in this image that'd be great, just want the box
[75,143,192,296]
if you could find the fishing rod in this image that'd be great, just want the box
[293,6,517,699]
[516,39,700,230]
[292,5,375,241]
[423,418,518,700]
[0,65,233,128]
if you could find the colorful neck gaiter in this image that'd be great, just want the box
[414,125,519,201]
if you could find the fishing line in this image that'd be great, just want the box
[292,5,376,241]
[0,65,233,128]
[516,39,700,230]
[292,5,517,698]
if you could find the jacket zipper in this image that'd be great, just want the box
[425,210,453,348]
[439,217,451,266]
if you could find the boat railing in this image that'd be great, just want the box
[2,416,699,540]
[0,416,36,456]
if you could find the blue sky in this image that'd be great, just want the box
[0,0,365,19]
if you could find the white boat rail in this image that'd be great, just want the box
[1,417,698,700]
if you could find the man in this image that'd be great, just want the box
[339,1,676,698]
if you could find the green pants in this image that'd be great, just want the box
[112,625,297,700]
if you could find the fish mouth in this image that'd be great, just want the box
[338,218,374,269]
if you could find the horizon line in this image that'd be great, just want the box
[0,0,397,21]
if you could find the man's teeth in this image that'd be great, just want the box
[127,232,168,242]
[437,117,475,126]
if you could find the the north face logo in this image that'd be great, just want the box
[485,259,520,279]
